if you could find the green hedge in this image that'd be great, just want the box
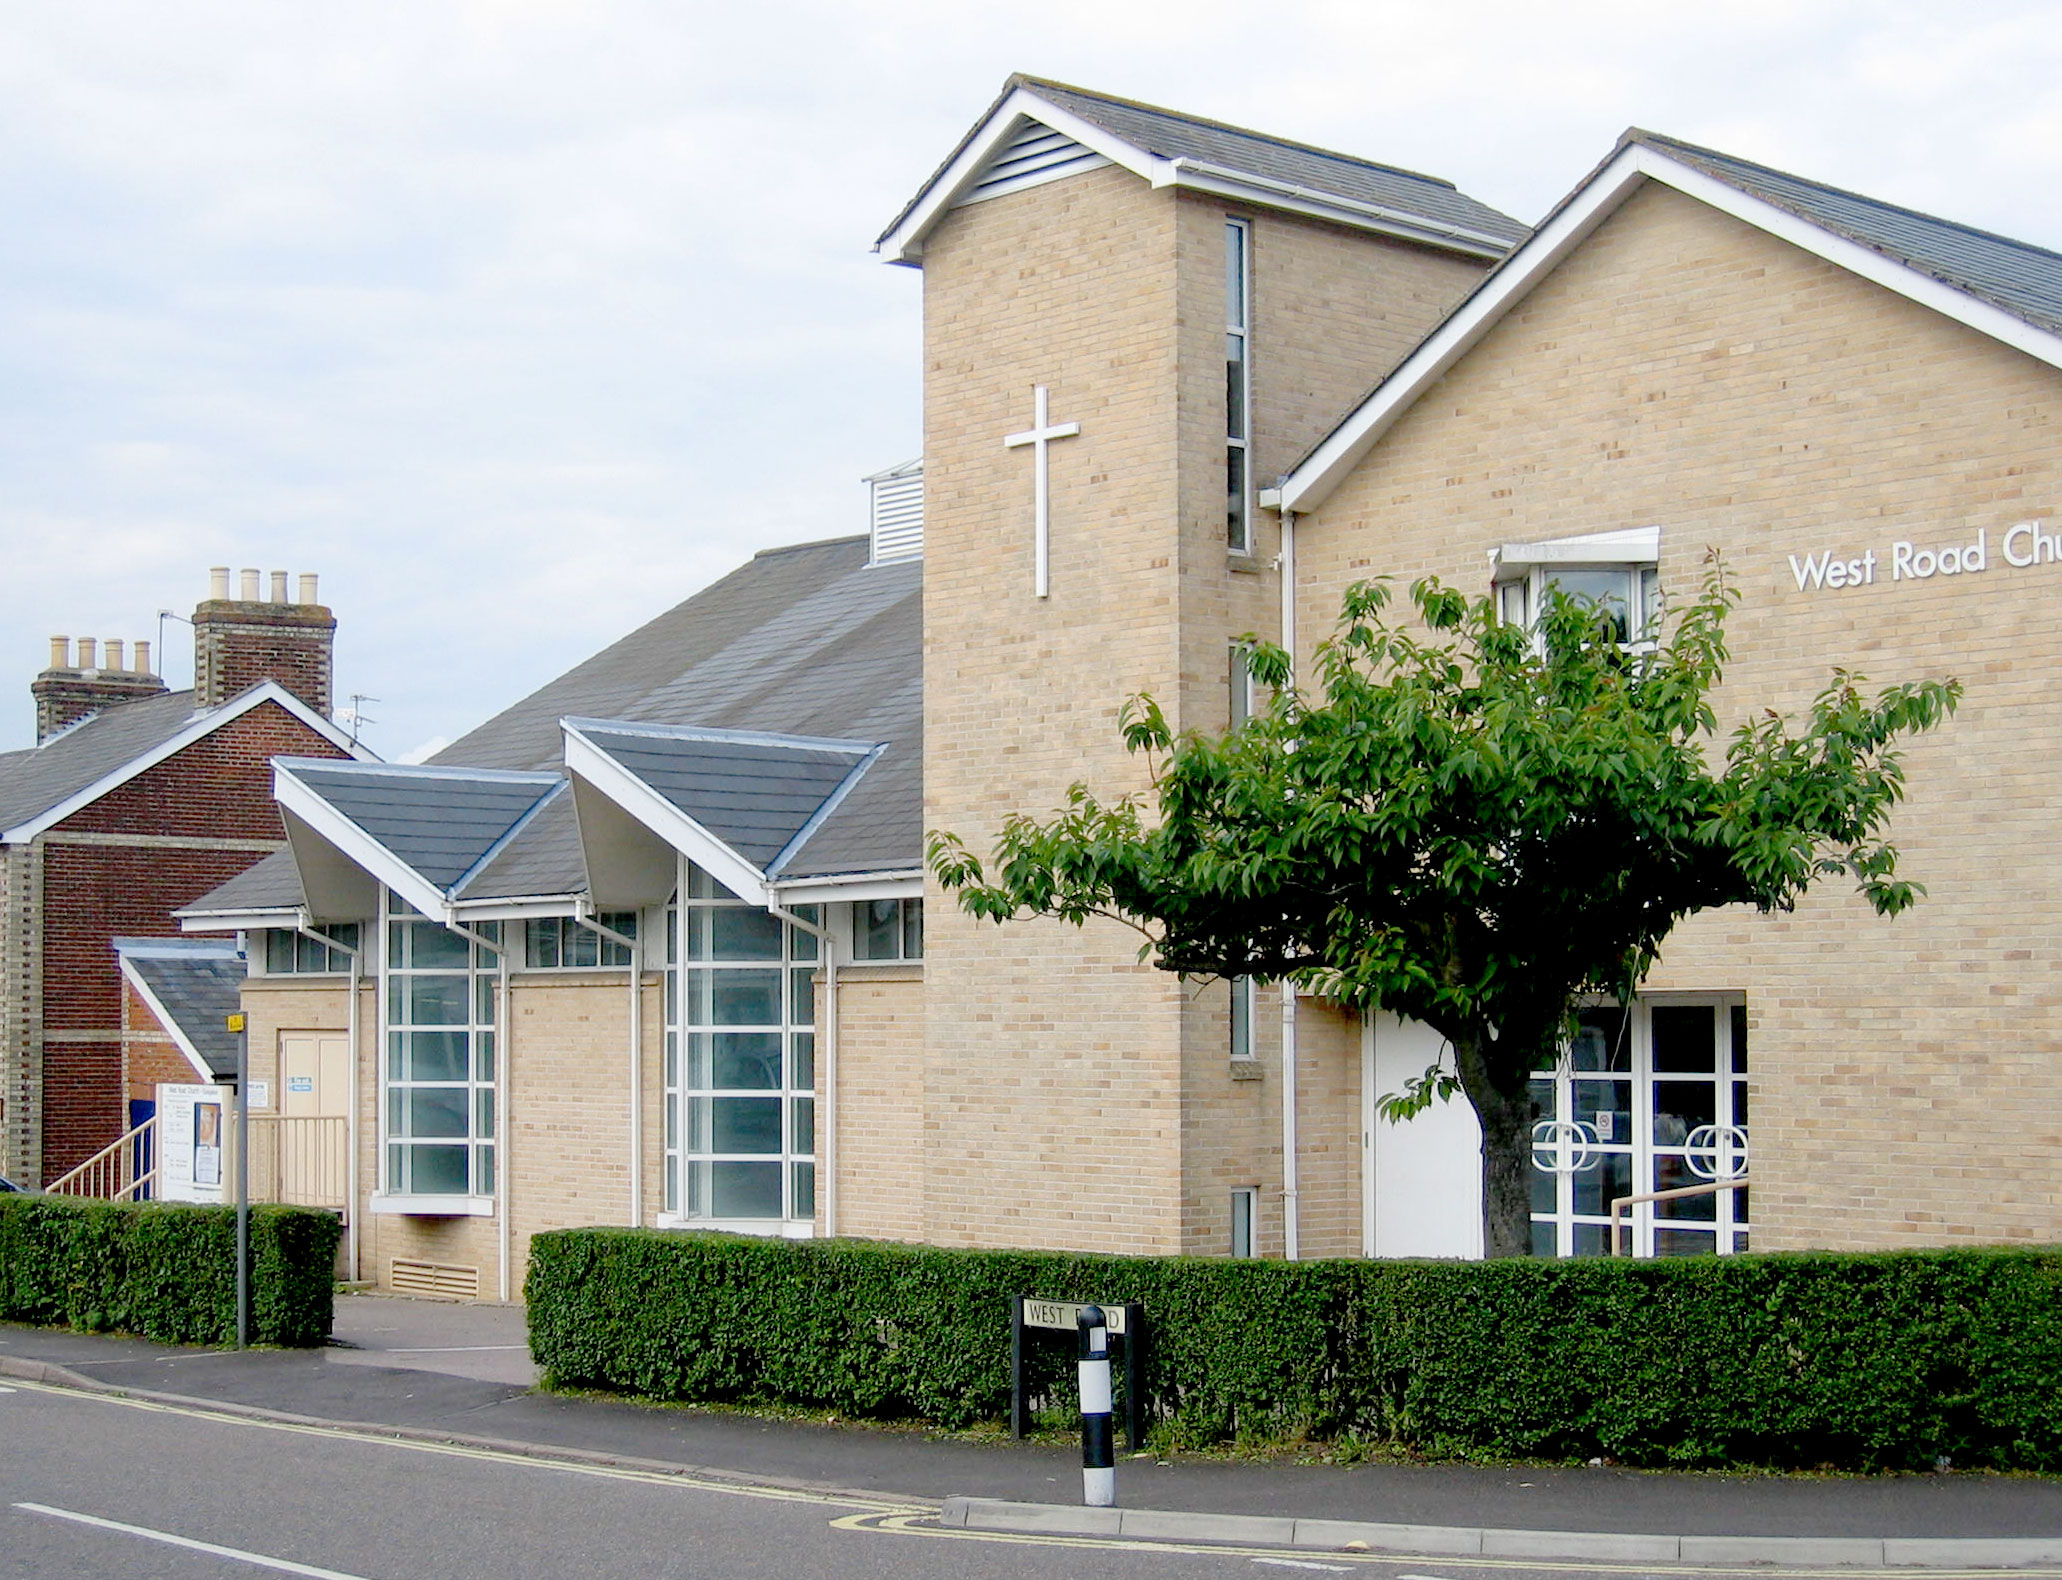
[527,1230,2062,1471]
[0,1195,340,1347]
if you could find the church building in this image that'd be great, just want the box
[179,79,2062,1294]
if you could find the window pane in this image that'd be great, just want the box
[791,969,815,1027]
[711,1161,782,1218]
[397,1030,467,1083]
[1571,1151,1634,1217]
[266,931,294,973]
[710,907,783,960]
[1225,339,1245,436]
[1224,220,1246,329]
[1730,1004,1748,1073]
[1229,978,1251,1060]
[1653,1081,1718,1146]
[1570,1009,1629,1071]
[1654,1227,1716,1257]
[792,1162,816,1220]
[712,970,781,1027]
[789,907,819,961]
[476,1144,494,1196]
[407,976,470,1027]
[524,919,560,969]
[567,926,599,968]
[407,923,470,970]
[1572,1222,1612,1257]
[791,1033,815,1092]
[1572,1077,1631,1144]
[476,1031,494,1081]
[902,899,923,960]
[1652,1006,1716,1071]
[404,1144,469,1195]
[855,899,899,960]
[1226,446,1247,550]
[408,1089,469,1139]
[710,1033,782,1090]
[1546,567,1632,643]
[712,1097,781,1153]
[476,1088,495,1140]
[1652,1152,1718,1217]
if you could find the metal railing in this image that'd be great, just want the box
[45,1116,158,1201]
[1608,1176,1750,1256]
[248,1115,348,1210]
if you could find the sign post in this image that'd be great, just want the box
[229,1012,249,1351]
[1012,1296,1143,1452]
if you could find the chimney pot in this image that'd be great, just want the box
[105,639,124,672]
[48,636,69,670]
[269,571,288,604]
[135,639,152,675]
[239,568,260,602]
[297,573,318,605]
[209,566,231,601]
[76,637,97,671]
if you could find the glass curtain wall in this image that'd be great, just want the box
[382,896,499,1197]
[663,864,819,1223]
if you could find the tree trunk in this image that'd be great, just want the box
[1451,1027,1544,1258]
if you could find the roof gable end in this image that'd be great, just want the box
[1274,136,2062,515]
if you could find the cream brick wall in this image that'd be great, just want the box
[831,963,924,1241]
[923,163,1498,1256]
[1298,179,2062,1251]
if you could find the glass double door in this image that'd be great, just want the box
[1528,997,1749,1258]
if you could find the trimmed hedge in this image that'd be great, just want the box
[527,1230,2062,1471]
[0,1195,340,1347]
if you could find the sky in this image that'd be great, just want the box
[3,1,2061,760]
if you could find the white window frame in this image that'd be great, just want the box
[849,896,923,963]
[377,892,498,1203]
[1225,217,1253,556]
[520,912,637,971]
[1491,526,1660,647]
[1528,993,1749,1259]
[1229,975,1256,1063]
[1228,641,1255,728]
[661,860,819,1232]
[1230,1186,1258,1258]
[259,923,360,976]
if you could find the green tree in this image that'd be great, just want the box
[929,565,1960,1258]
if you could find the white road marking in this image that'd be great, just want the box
[15,1502,373,1579]
[1253,1560,1351,1573]
[0,1385,15,1394]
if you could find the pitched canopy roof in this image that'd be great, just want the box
[183,536,922,927]
[1274,129,2062,515]
[877,75,1527,266]
[116,937,246,1082]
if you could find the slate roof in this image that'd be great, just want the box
[0,689,205,834]
[185,535,922,918]
[1631,131,2062,338]
[878,75,1528,256]
[571,722,878,872]
[117,938,245,1080]
[282,761,564,892]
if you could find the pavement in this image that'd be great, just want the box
[2,1294,2059,1570]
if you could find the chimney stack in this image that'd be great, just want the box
[31,632,169,743]
[192,566,336,716]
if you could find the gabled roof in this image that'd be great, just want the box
[877,75,1527,266]
[1273,131,2062,515]
[273,758,565,923]
[564,719,883,908]
[183,535,924,927]
[116,937,245,1082]
[0,681,367,843]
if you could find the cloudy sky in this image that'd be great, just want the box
[3,1,2059,759]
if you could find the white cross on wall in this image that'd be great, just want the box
[1003,384,1081,600]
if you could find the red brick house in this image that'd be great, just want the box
[0,569,363,1186]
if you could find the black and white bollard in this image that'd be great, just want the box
[1077,1303,1115,1507]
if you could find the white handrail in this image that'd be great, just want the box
[45,1116,157,1199]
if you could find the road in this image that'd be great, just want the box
[0,1379,1629,1580]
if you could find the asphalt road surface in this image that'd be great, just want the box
[0,1379,1648,1580]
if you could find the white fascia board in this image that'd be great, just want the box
[768,870,924,905]
[1495,526,1660,570]
[1277,142,2062,517]
[1159,159,1514,259]
[876,87,1158,265]
[178,908,295,934]
[0,680,374,845]
[1275,148,1651,516]
[449,896,583,923]
[561,727,771,908]
[116,955,219,1084]
[274,764,447,922]
[1630,146,2062,374]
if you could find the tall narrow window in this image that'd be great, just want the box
[1229,642,1255,728]
[382,898,498,1198]
[1230,975,1254,1061]
[665,864,819,1225]
[1230,1187,1257,1258]
[1225,218,1252,555]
